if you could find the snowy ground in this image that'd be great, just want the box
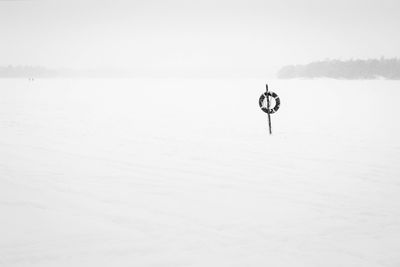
[1,78,400,267]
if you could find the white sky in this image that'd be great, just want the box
[1,0,399,77]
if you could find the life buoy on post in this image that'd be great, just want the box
[259,84,280,135]
[259,91,280,114]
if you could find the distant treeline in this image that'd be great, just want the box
[0,66,57,77]
[0,65,128,78]
[277,58,400,79]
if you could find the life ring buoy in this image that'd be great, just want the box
[259,91,280,114]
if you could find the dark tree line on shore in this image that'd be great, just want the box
[277,58,400,79]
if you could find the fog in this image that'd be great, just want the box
[2,1,400,266]
[1,0,400,77]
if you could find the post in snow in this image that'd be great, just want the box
[259,84,280,135]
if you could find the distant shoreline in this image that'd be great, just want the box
[277,58,400,80]
[0,66,130,79]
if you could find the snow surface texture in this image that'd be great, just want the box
[1,78,400,267]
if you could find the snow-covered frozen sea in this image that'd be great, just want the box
[1,78,400,267]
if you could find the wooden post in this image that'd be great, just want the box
[266,84,272,134]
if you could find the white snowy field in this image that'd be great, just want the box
[0,78,400,267]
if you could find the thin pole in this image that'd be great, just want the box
[266,84,272,134]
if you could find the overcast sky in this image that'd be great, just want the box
[1,0,399,77]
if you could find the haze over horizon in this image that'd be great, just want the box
[1,0,399,77]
